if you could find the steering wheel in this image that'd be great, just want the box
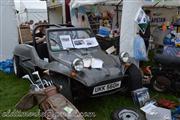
[50,39,59,46]
[49,39,62,50]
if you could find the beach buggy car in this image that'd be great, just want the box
[13,24,142,101]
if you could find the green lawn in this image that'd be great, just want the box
[0,72,179,120]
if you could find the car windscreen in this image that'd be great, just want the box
[48,29,99,51]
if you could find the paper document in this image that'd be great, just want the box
[83,58,92,68]
[73,37,99,49]
[106,46,116,54]
[59,35,74,49]
[142,104,172,120]
[85,37,99,48]
[91,58,104,69]
[73,39,87,48]
[140,103,157,115]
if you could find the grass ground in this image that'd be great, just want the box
[0,72,179,120]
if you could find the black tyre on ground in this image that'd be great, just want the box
[112,107,145,120]
[151,76,170,92]
[125,64,143,91]
[13,56,25,78]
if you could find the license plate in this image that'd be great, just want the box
[93,81,121,95]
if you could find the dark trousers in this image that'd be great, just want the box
[144,38,149,51]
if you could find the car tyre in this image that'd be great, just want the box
[112,107,145,120]
[126,64,143,91]
[13,56,25,78]
[43,75,73,102]
[151,76,170,92]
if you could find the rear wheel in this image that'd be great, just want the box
[13,56,25,78]
[125,64,143,91]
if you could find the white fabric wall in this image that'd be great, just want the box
[19,9,48,24]
[0,0,18,61]
[26,9,47,23]
[120,0,143,57]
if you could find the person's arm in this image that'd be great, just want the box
[36,36,46,44]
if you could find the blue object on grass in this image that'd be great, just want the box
[0,59,14,74]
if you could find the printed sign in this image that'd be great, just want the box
[59,35,74,49]
[73,37,99,49]
[135,8,150,34]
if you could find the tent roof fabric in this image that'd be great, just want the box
[70,0,122,9]
[70,0,180,9]
[143,0,180,7]
[14,0,47,11]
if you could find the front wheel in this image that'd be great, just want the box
[125,64,143,91]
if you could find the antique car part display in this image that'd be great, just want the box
[13,24,143,101]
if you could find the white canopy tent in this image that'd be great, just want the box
[70,0,180,9]
[70,0,123,9]
[18,8,48,24]
[0,0,18,61]
[120,0,143,63]
[14,0,47,24]
[143,0,180,7]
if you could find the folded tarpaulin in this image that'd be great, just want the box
[0,59,14,74]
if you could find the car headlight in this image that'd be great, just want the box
[72,58,84,72]
[120,52,129,63]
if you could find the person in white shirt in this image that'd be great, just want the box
[29,20,34,33]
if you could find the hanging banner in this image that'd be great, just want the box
[135,8,150,34]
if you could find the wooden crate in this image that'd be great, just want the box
[19,26,33,44]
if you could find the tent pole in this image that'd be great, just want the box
[16,13,23,44]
